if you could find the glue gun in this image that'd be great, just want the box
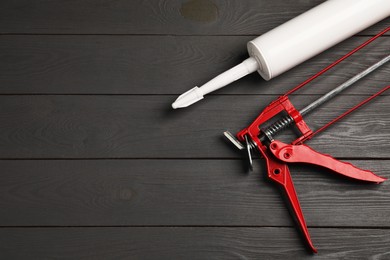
[224,29,389,252]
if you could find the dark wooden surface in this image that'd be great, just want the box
[0,0,389,259]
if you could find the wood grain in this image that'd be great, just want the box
[0,1,389,258]
[0,159,388,227]
[0,227,389,259]
[1,0,388,35]
[0,35,388,94]
[0,95,387,159]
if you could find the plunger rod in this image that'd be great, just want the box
[300,54,390,116]
[263,54,390,139]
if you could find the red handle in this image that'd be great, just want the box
[269,140,386,183]
[258,147,318,253]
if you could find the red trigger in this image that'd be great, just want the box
[270,140,386,183]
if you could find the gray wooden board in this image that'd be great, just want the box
[1,0,389,258]
[1,0,388,35]
[0,95,388,159]
[0,227,389,259]
[0,35,388,94]
[0,159,388,227]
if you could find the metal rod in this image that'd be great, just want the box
[300,54,390,116]
[263,54,390,139]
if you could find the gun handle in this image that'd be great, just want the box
[270,140,386,183]
[262,149,318,253]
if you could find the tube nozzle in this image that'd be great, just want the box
[172,57,259,109]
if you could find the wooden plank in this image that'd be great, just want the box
[0,35,388,94]
[0,95,388,159]
[0,0,388,35]
[0,159,388,226]
[0,227,389,259]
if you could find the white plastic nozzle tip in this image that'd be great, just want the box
[172,57,259,109]
[171,102,178,109]
[172,86,204,109]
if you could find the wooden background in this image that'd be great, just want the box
[0,0,389,258]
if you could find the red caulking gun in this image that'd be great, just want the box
[224,27,389,253]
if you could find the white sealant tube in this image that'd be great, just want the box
[172,0,390,109]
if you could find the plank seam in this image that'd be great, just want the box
[0,226,389,229]
[0,33,387,37]
[0,157,387,160]
[0,94,387,96]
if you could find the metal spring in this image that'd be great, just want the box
[263,115,294,139]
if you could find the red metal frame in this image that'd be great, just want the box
[237,96,312,149]
[234,27,389,253]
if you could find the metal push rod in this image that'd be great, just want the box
[263,54,390,139]
[300,54,390,116]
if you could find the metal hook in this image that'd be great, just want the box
[224,131,255,171]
